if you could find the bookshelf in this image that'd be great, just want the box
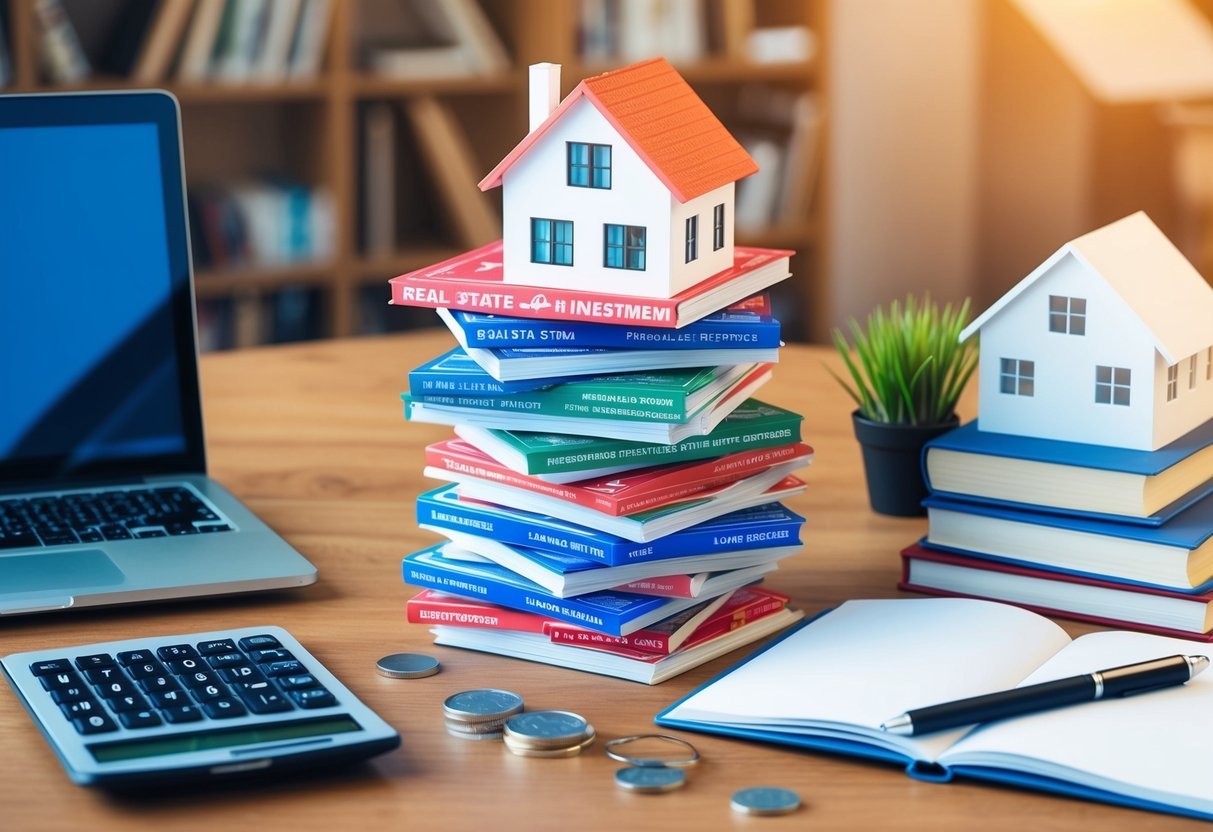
[0,0,828,345]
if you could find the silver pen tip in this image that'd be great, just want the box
[1188,655,1210,678]
[881,714,914,735]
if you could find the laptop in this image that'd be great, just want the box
[0,91,317,615]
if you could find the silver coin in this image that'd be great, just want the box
[615,766,686,793]
[444,716,509,735]
[504,728,597,758]
[446,724,504,741]
[730,787,801,816]
[443,689,525,723]
[376,653,441,679]
[503,710,589,748]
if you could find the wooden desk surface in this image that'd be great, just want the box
[1,330,1203,830]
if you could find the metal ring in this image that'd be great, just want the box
[604,734,700,768]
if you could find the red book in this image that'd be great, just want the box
[546,586,790,656]
[425,438,813,516]
[899,543,1213,642]
[387,241,793,328]
[405,589,548,634]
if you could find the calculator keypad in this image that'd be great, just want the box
[29,633,337,735]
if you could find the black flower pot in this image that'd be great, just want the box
[851,411,960,517]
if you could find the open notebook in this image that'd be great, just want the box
[657,598,1213,820]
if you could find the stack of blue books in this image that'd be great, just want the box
[397,295,814,682]
[900,418,1213,640]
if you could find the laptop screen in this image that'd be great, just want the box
[0,93,205,486]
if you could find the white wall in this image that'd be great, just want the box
[828,0,981,330]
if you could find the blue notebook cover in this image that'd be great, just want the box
[402,545,706,636]
[923,492,1213,550]
[416,485,804,566]
[407,349,573,396]
[447,308,782,350]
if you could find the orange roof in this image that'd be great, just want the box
[479,58,758,203]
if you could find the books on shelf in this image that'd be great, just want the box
[388,240,793,328]
[577,0,707,66]
[923,492,1213,591]
[176,0,332,82]
[34,0,90,83]
[358,0,509,79]
[657,597,1213,820]
[923,418,1213,525]
[416,485,806,567]
[452,398,804,478]
[437,308,781,380]
[188,180,334,271]
[900,543,1213,640]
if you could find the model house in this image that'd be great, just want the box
[960,211,1213,450]
[478,58,758,300]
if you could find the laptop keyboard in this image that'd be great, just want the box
[0,486,233,550]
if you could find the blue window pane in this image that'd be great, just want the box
[593,168,610,188]
[628,249,645,270]
[532,218,551,242]
[533,241,550,263]
[606,247,623,268]
[593,145,610,166]
[569,143,589,164]
[606,224,624,245]
[554,244,573,266]
[569,167,589,187]
[555,221,573,243]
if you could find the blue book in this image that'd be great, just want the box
[407,348,572,396]
[416,485,805,566]
[444,308,782,350]
[402,545,710,636]
[656,598,1213,822]
[923,418,1213,525]
[923,491,1213,591]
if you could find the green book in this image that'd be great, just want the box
[408,363,757,424]
[456,399,804,476]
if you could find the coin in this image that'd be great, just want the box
[504,727,597,758]
[503,710,590,749]
[446,724,504,741]
[730,787,801,816]
[376,653,441,679]
[615,766,686,793]
[443,689,524,723]
[444,716,509,735]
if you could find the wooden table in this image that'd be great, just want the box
[1,330,1202,830]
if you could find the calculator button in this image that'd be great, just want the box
[248,648,294,663]
[238,635,281,651]
[39,670,84,691]
[156,644,199,661]
[205,652,247,669]
[196,639,237,656]
[60,698,103,719]
[201,698,246,719]
[150,689,190,708]
[107,692,151,713]
[84,667,128,687]
[116,649,154,667]
[190,682,231,703]
[180,669,224,689]
[277,674,318,691]
[72,713,118,735]
[217,665,265,684]
[118,710,163,730]
[90,675,140,699]
[289,688,336,709]
[167,657,207,675]
[50,685,92,705]
[138,674,182,694]
[262,660,305,677]
[161,704,205,724]
[74,653,116,671]
[29,659,73,676]
[234,682,293,714]
[127,660,169,680]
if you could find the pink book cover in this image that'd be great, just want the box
[387,241,793,328]
[546,587,792,657]
[426,438,812,516]
[899,543,1213,643]
[405,589,549,634]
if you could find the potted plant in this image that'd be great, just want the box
[830,295,978,516]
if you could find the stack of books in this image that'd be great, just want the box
[900,418,1213,640]
[392,245,812,683]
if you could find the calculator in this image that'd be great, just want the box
[1,626,400,788]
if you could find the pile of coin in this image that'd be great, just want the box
[443,689,525,740]
[502,710,596,758]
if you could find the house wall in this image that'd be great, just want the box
[500,97,674,298]
[667,183,734,295]
[975,253,1157,448]
[1152,346,1213,449]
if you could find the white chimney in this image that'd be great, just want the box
[529,63,561,133]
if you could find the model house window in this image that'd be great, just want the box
[1191,355,1199,390]
[531,218,574,266]
[1095,365,1131,406]
[685,216,699,263]
[713,203,725,250]
[1167,364,1179,402]
[568,142,611,189]
[999,358,1034,396]
[1048,295,1086,335]
[604,224,646,270]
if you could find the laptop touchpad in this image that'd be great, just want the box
[0,549,126,592]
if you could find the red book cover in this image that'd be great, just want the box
[387,241,793,328]
[899,542,1213,642]
[405,589,549,634]
[546,586,790,656]
[425,438,813,516]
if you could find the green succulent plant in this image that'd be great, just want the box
[830,294,978,425]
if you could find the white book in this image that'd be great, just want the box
[252,0,303,80]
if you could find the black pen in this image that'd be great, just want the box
[880,654,1209,736]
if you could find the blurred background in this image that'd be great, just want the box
[3,0,1213,348]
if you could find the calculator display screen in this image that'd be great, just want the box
[88,716,362,763]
